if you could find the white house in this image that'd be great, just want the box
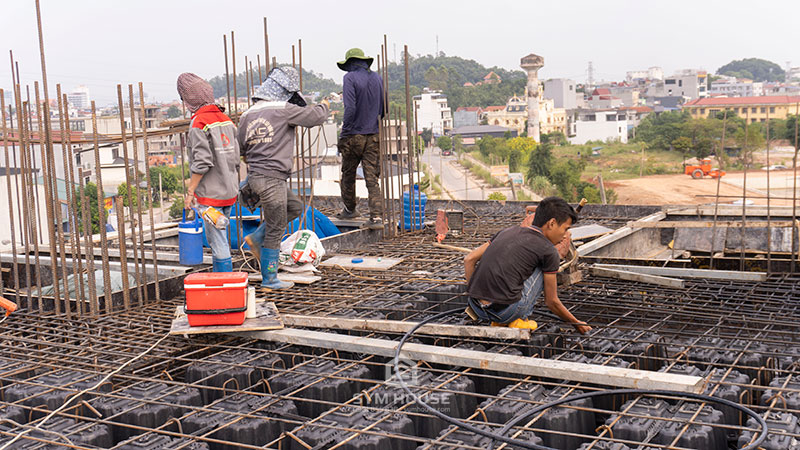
[413,90,452,136]
[568,110,628,145]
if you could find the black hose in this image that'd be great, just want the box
[393,308,769,450]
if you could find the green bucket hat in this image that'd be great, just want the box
[337,48,374,71]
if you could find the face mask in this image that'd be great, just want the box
[287,92,307,107]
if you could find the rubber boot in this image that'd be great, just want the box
[244,223,265,261]
[491,318,538,330]
[260,248,293,290]
[212,257,232,272]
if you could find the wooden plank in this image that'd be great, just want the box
[631,220,794,229]
[320,255,403,271]
[590,267,685,288]
[592,264,767,281]
[236,328,704,393]
[577,212,666,256]
[246,273,322,285]
[0,253,189,277]
[433,243,472,253]
[570,224,614,240]
[170,302,283,335]
[282,314,531,340]
[667,205,799,217]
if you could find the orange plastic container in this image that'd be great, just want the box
[184,272,248,327]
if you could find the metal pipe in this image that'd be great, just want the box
[90,100,113,309]
[116,85,143,306]
[139,82,160,302]
[128,84,148,305]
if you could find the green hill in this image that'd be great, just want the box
[716,58,785,82]
[207,66,341,100]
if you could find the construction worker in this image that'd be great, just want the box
[464,196,592,333]
[335,48,385,230]
[239,67,329,289]
[178,73,240,272]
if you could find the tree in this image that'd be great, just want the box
[549,159,586,202]
[73,182,105,235]
[149,166,182,195]
[541,132,567,146]
[166,105,182,119]
[634,111,691,150]
[527,141,553,179]
[452,135,463,155]
[735,124,765,168]
[671,136,693,162]
[420,128,433,147]
[717,58,785,82]
[487,192,507,201]
[169,198,185,219]
[117,182,141,208]
[436,135,452,152]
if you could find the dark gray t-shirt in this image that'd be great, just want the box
[467,226,560,305]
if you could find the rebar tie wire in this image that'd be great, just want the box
[392,308,770,450]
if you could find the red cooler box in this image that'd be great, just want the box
[184,272,248,326]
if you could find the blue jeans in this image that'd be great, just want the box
[468,268,544,324]
[201,204,232,261]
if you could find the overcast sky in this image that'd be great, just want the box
[1,0,798,106]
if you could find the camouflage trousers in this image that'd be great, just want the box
[339,133,383,218]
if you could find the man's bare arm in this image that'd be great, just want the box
[543,273,591,334]
[464,242,490,283]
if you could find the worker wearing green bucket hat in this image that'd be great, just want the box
[336,48,385,230]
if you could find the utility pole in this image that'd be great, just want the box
[464,167,468,200]
[158,173,163,223]
[639,143,645,177]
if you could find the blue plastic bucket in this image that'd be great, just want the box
[179,208,204,265]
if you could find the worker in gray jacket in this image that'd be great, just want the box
[239,67,329,289]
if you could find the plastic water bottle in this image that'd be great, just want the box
[198,205,229,230]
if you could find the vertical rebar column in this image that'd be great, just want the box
[223,35,231,113]
[740,110,749,271]
[21,100,44,312]
[78,168,98,316]
[115,197,131,310]
[139,83,160,301]
[33,82,63,314]
[24,86,44,246]
[49,85,74,314]
[263,17,270,77]
[58,89,85,311]
[244,56,251,108]
[377,53,388,235]
[9,52,25,267]
[792,103,799,273]
[116,85,143,305]
[231,31,238,117]
[128,85,148,305]
[395,106,404,234]
[0,90,20,305]
[383,36,395,236]
[404,45,417,231]
[12,85,32,311]
[90,101,113,309]
[299,40,308,228]
[765,108,771,274]
[257,55,262,87]
[710,110,727,270]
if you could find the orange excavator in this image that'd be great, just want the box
[685,158,725,179]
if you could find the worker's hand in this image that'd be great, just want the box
[320,98,330,110]
[184,190,195,210]
[521,206,536,227]
[573,322,592,335]
[555,230,572,259]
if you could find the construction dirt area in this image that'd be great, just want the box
[607,170,800,206]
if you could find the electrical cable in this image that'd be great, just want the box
[392,308,769,450]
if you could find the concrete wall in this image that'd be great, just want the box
[569,117,628,144]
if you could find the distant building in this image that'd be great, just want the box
[682,95,800,122]
[787,67,800,82]
[453,107,482,128]
[710,79,763,97]
[626,67,664,82]
[543,78,577,109]
[483,93,567,137]
[450,125,516,145]
[663,70,708,99]
[619,106,653,129]
[413,90,453,136]
[568,109,628,145]
[586,88,623,109]
[67,86,90,110]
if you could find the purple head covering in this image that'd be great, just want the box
[177,73,214,114]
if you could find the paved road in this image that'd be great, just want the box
[422,148,485,200]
